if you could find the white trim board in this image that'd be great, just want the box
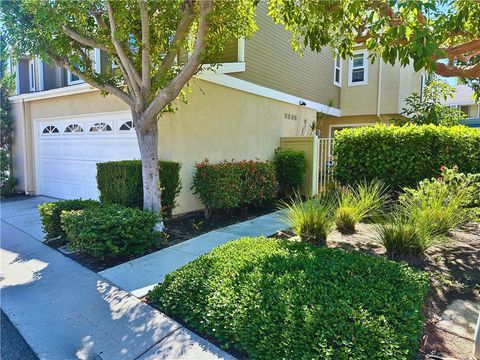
[199,73,341,117]
[10,69,341,117]
[328,122,376,137]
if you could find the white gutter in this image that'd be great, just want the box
[21,99,30,195]
[376,61,382,121]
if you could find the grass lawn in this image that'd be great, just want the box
[148,237,429,359]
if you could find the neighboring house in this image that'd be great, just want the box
[8,3,422,214]
[442,84,480,128]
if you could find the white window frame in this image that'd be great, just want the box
[237,37,245,62]
[348,50,368,87]
[67,49,101,85]
[28,59,36,92]
[333,53,342,87]
[67,69,83,85]
[38,58,45,91]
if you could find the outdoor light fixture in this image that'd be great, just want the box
[299,101,306,106]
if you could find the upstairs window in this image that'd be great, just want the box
[67,49,101,85]
[348,50,368,86]
[67,69,83,85]
[333,54,341,87]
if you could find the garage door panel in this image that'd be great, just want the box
[86,141,117,158]
[36,113,138,200]
[42,179,64,197]
[63,142,86,158]
[62,162,91,183]
[41,142,62,157]
[41,160,63,179]
[117,140,140,159]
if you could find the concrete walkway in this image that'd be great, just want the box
[0,197,234,360]
[100,212,288,298]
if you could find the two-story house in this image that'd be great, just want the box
[8,2,422,214]
[442,84,480,128]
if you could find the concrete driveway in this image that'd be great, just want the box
[0,196,234,360]
[1,195,56,241]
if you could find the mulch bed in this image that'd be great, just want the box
[272,221,480,360]
[58,204,276,272]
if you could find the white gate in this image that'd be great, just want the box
[318,138,334,190]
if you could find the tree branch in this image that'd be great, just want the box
[435,61,480,78]
[439,38,480,58]
[138,0,150,96]
[143,0,212,122]
[46,49,134,106]
[105,0,143,105]
[62,26,109,52]
[158,5,195,75]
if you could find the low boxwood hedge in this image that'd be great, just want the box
[38,199,99,244]
[96,160,181,216]
[148,237,429,359]
[192,159,277,213]
[333,124,480,190]
[61,204,159,259]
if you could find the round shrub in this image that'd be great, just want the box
[61,204,159,259]
[274,148,307,195]
[38,199,100,245]
[333,124,480,190]
[148,237,429,359]
[192,159,277,213]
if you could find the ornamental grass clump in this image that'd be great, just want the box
[380,167,474,258]
[335,180,388,233]
[378,214,434,259]
[281,196,335,246]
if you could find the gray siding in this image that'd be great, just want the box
[232,2,340,107]
[42,62,56,90]
[17,59,30,94]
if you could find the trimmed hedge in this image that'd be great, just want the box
[148,237,429,359]
[61,204,159,259]
[192,159,277,212]
[38,199,99,244]
[96,160,181,216]
[333,124,480,189]
[274,148,307,195]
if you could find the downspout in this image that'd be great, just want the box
[376,61,382,122]
[21,98,30,195]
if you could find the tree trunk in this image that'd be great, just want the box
[134,111,162,214]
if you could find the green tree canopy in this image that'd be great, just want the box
[269,0,480,79]
[0,0,257,211]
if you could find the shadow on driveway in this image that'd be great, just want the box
[1,310,38,360]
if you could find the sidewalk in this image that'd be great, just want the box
[100,211,288,298]
[0,197,234,360]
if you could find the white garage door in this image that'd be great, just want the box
[35,111,140,200]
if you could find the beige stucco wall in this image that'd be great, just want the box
[12,79,315,214]
[160,80,315,213]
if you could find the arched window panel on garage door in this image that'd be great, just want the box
[89,122,112,132]
[42,125,60,135]
[119,120,135,131]
[64,124,84,133]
